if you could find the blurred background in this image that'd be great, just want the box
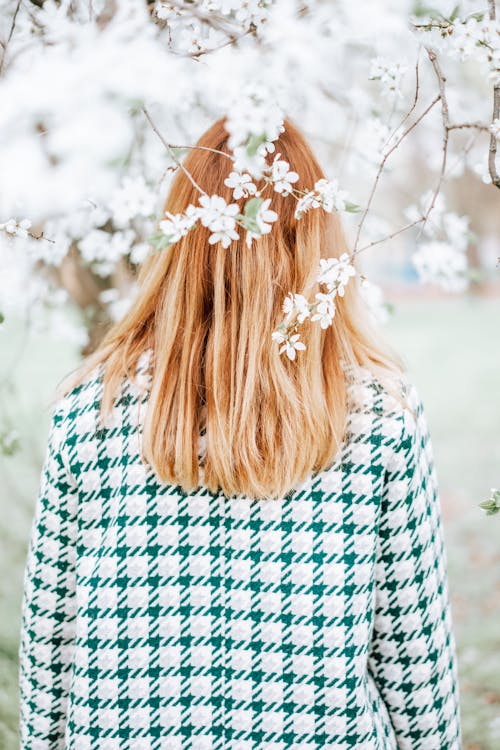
[1,1,500,748]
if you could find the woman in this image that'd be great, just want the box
[18,118,461,749]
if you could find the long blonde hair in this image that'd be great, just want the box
[56,117,405,500]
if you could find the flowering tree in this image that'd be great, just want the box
[0,1,499,509]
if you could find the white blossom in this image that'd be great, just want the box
[294,178,350,218]
[315,179,349,213]
[155,3,175,22]
[225,90,284,153]
[245,198,278,247]
[270,154,299,195]
[225,89,284,177]
[412,241,468,293]
[317,253,356,296]
[295,190,320,219]
[130,242,151,265]
[282,292,311,323]
[78,228,134,275]
[198,194,240,248]
[271,330,306,360]
[224,171,257,199]
[0,218,32,239]
[159,205,200,243]
[369,56,408,99]
[406,192,470,255]
[420,16,500,86]
[310,292,336,328]
[109,176,157,228]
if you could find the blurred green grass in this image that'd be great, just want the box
[0,296,499,749]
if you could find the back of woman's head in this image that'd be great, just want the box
[58,117,404,500]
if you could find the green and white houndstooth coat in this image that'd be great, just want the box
[19,348,462,750]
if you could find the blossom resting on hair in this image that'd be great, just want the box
[272,253,357,360]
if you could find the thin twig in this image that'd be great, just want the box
[142,107,207,195]
[353,217,426,257]
[171,27,255,59]
[448,121,490,132]
[0,0,22,75]
[381,52,422,152]
[354,95,440,252]
[161,0,245,40]
[418,47,450,239]
[488,0,500,187]
[167,143,232,159]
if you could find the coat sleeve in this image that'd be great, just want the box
[367,383,462,750]
[18,403,78,749]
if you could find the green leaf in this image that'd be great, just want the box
[243,196,263,219]
[344,201,361,213]
[246,133,267,157]
[0,312,4,325]
[0,430,20,457]
[412,3,442,19]
[237,197,264,235]
[384,301,396,317]
[448,4,460,22]
[479,490,500,516]
[147,231,174,252]
[465,267,487,283]
[479,500,500,516]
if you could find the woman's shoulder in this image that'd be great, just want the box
[50,347,154,427]
[342,361,423,446]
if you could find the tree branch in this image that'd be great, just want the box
[418,47,450,237]
[448,121,490,132]
[354,217,425,257]
[142,107,207,196]
[0,0,22,75]
[488,0,500,187]
[353,94,440,253]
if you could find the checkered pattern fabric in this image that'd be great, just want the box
[19,349,461,749]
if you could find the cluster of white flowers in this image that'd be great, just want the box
[369,56,409,100]
[406,192,470,293]
[295,178,351,219]
[224,171,257,199]
[272,253,356,360]
[417,15,500,86]
[225,88,285,177]
[155,190,280,250]
[108,176,157,228]
[412,240,469,293]
[79,228,136,276]
[159,205,200,244]
[270,154,299,195]
[0,170,160,337]
[223,152,298,208]
[199,194,240,247]
[0,218,32,239]
[155,0,269,55]
[0,0,494,371]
